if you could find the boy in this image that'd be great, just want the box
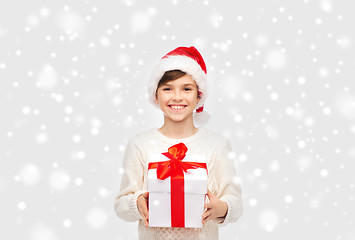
[114,46,242,239]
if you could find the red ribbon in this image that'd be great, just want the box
[148,142,207,227]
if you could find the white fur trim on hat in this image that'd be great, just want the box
[193,110,210,127]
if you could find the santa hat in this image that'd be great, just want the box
[149,46,210,125]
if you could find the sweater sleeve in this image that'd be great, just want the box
[212,137,243,226]
[114,138,146,222]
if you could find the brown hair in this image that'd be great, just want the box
[156,70,200,99]
[157,70,187,88]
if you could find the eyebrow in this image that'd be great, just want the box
[161,83,196,87]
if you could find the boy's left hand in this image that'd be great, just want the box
[202,189,228,224]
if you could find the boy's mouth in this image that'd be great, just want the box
[168,105,187,110]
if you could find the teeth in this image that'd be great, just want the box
[170,105,185,110]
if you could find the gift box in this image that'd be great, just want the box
[148,143,207,228]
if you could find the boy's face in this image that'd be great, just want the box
[155,74,199,123]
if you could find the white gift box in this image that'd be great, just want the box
[148,153,207,228]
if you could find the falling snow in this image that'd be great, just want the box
[0,1,354,240]
[86,207,108,229]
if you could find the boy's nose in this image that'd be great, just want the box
[172,91,183,100]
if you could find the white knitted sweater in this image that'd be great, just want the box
[114,127,243,240]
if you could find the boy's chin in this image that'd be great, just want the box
[166,117,186,122]
[165,114,192,123]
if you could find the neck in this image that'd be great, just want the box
[159,115,198,139]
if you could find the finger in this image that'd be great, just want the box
[202,214,213,224]
[202,210,212,220]
[141,198,149,214]
[138,195,149,221]
[139,208,149,227]
[206,189,215,199]
[142,210,148,225]
[143,191,149,199]
[202,211,213,224]
[142,214,149,227]
[143,192,149,210]
[144,214,149,227]
[204,202,212,209]
[142,206,149,227]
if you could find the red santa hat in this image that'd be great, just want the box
[149,46,210,125]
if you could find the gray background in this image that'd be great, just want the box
[1,0,354,239]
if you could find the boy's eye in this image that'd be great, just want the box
[184,88,192,91]
[163,87,171,91]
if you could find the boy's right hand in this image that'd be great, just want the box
[137,192,149,227]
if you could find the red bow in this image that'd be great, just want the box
[148,143,207,227]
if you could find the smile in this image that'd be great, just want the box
[169,105,186,110]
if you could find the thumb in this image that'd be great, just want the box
[143,192,149,199]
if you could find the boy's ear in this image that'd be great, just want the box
[197,90,202,103]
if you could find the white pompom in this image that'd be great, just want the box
[193,110,210,126]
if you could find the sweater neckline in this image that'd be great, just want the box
[153,127,205,144]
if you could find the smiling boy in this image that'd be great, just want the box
[114,46,243,240]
